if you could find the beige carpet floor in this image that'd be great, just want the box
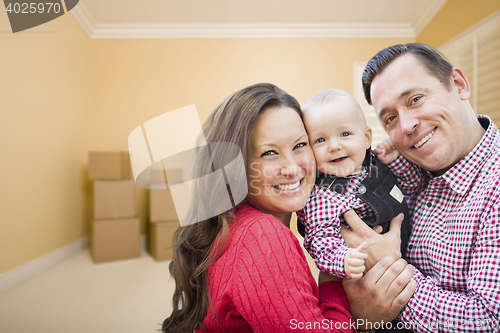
[0,236,317,333]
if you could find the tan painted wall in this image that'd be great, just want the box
[9,0,498,274]
[417,0,500,47]
[89,38,414,234]
[4,0,499,275]
[0,13,91,274]
[1,11,413,274]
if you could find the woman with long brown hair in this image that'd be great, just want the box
[161,83,415,332]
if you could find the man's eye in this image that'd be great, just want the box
[385,115,396,125]
[410,96,421,105]
[316,138,325,143]
[294,142,308,150]
[341,132,350,137]
[260,150,277,157]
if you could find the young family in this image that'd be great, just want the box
[161,43,500,332]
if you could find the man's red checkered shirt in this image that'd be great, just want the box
[389,115,500,332]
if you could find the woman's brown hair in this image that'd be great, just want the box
[161,83,302,332]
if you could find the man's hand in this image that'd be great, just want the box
[341,210,402,271]
[343,251,417,329]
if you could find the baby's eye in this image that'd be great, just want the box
[294,142,308,150]
[260,150,277,157]
[341,132,350,137]
[316,138,325,144]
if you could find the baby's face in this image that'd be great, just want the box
[303,98,372,177]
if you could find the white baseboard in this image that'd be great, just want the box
[0,234,148,295]
[0,237,89,295]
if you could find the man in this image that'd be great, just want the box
[342,43,500,332]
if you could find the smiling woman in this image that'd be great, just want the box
[246,106,316,226]
[161,83,355,333]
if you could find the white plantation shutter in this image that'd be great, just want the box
[440,10,500,127]
[477,26,500,120]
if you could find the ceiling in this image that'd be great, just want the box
[71,0,447,39]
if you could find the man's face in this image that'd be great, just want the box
[370,54,472,175]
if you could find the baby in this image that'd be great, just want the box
[297,89,411,279]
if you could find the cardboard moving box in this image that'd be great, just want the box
[94,180,135,219]
[89,151,131,180]
[149,220,179,261]
[91,218,140,263]
[150,188,179,222]
[149,167,183,186]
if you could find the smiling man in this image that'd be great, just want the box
[358,43,500,332]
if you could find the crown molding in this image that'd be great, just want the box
[74,22,416,39]
[411,0,447,36]
[70,1,97,37]
[70,2,418,39]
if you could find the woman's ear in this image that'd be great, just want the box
[451,67,471,101]
[365,127,373,149]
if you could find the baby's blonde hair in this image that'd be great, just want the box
[302,89,356,113]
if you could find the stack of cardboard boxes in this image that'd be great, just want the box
[89,152,140,263]
[148,168,181,261]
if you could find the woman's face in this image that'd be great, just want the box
[247,106,316,225]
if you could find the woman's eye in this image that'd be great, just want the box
[316,138,325,144]
[260,150,277,157]
[341,132,350,137]
[294,142,308,150]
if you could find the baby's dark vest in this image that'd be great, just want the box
[298,150,411,259]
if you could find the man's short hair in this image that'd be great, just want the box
[362,43,454,105]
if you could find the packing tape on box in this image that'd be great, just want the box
[128,104,247,227]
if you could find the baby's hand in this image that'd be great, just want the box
[373,139,399,164]
[344,242,368,279]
